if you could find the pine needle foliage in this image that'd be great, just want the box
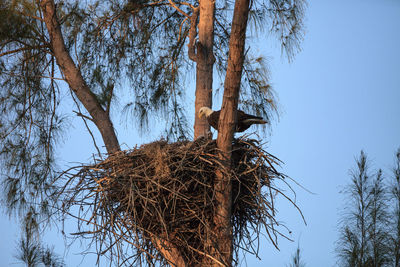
[63,0,193,137]
[336,151,392,267]
[389,149,400,266]
[15,207,65,267]
[213,0,306,123]
[0,0,307,215]
[0,0,307,265]
[287,244,306,267]
[0,1,63,217]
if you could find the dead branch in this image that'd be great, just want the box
[57,137,300,266]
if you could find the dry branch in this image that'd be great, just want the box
[58,137,298,266]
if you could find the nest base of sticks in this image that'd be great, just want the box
[66,137,290,266]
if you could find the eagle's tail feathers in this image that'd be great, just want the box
[243,118,267,125]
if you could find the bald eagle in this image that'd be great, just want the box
[198,106,267,132]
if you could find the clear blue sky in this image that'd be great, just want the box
[1,1,400,266]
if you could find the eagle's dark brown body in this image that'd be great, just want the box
[200,107,267,132]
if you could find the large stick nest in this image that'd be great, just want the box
[60,137,299,266]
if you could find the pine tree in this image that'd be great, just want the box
[336,151,391,267]
[15,208,64,267]
[389,149,400,266]
[338,151,371,266]
[1,0,306,265]
[287,245,306,267]
[368,169,391,266]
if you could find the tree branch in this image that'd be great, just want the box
[40,0,120,154]
[188,7,199,62]
[168,0,190,17]
[0,45,48,58]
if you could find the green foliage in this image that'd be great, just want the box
[389,149,400,266]
[15,207,65,267]
[336,150,400,267]
[0,0,308,177]
[369,170,391,266]
[240,55,277,126]
[61,0,192,138]
[0,0,308,265]
[0,1,63,216]
[267,0,307,61]
[213,0,306,126]
[337,151,373,266]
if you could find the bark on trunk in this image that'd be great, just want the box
[192,0,215,139]
[40,0,120,154]
[214,0,250,265]
[153,236,187,267]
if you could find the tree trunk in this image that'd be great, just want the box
[40,0,120,154]
[213,0,250,265]
[41,1,185,265]
[191,0,215,139]
[153,236,187,267]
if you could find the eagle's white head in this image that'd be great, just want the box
[198,107,214,119]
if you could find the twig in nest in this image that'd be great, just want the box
[57,138,303,266]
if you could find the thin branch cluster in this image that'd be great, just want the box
[58,137,296,266]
